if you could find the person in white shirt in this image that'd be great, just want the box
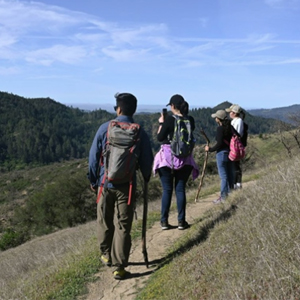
[225,104,244,189]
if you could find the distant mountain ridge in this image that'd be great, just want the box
[72,101,300,123]
[67,102,201,113]
[248,104,300,124]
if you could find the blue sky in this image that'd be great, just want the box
[1,0,300,111]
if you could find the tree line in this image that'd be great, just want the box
[0,91,283,171]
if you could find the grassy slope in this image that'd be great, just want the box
[138,157,300,299]
[1,131,300,299]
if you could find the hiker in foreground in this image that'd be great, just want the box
[205,110,234,204]
[153,94,199,230]
[225,104,245,189]
[88,93,153,280]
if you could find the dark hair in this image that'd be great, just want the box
[220,118,231,137]
[174,100,189,116]
[240,110,246,120]
[115,93,137,116]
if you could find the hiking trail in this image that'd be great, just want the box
[80,191,219,300]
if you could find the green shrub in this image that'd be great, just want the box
[11,171,96,242]
[0,228,29,250]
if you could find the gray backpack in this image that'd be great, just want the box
[97,120,141,205]
[104,120,141,183]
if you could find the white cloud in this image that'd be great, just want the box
[0,0,300,71]
[0,0,170,65]
[25,45,87,66]
[101,47,150,62]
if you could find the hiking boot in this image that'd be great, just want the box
[100,254,112,267]
[178,221,190,230]
[113,267,127,280]
[213,196,225,204]
[161,221,170,230]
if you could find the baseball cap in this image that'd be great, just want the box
[211,110,227,120]
[225,104,241,114]
[166,94,185,106]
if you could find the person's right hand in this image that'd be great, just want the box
[90,184,97,193]
[158,113,164,123]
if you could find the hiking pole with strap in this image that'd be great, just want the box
[195,128,210,202]
[142,180,149,268]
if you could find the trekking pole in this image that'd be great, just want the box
[195,128,210,202]
[142,180,149,268]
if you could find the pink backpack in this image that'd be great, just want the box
[228,134,245,161]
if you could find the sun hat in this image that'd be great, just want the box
[211,110,227,120]
[225,104,241,114]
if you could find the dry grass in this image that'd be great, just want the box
[0,189,166,300]
[138,156,300,300]
[0,222,96,300]
[1,133,297,299]
[0,164,259,299]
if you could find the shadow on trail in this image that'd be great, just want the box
[123,270,154,280]
[127,203,238,278]
[150,204,238,271]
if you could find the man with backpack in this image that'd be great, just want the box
[88,93,153,280]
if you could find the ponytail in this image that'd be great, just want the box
[179,101,189,116]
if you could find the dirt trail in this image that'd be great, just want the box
[81,192,219,300]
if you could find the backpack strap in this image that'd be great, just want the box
[96,175,133,205]
[169,115,179,172]
[231,125,241,138]
[96,122,112,204]
[128,180,133,205]
[96,173,106,204]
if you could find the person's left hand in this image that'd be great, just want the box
[204,145,209,152]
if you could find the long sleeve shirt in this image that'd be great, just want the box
[88,115,154,188]
[209,125,231,153]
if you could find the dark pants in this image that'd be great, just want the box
[158,165,193,224]
[233,160,242,184]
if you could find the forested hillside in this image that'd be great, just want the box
[0,92,113,170]
[249,104,300,124]
[0,91,283,171]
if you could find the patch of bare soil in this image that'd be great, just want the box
[80,193,219,300]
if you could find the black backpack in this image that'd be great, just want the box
[241,122,248,147]
[170,115,195,157]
